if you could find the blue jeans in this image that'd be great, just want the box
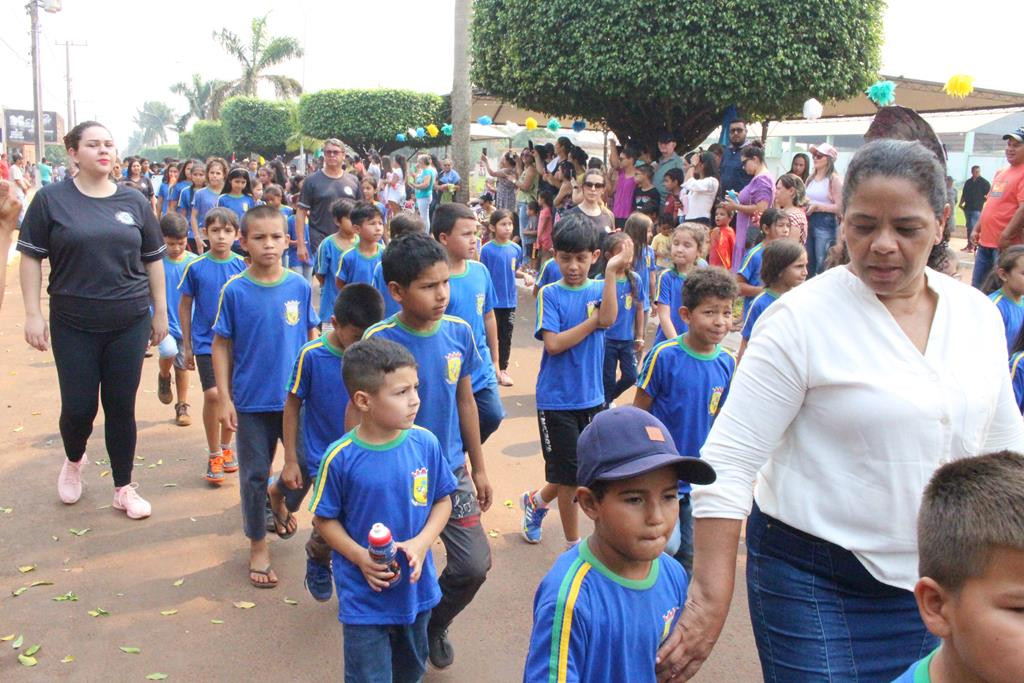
[965,209,982,231]
[343,609,431,683]
[746,505,936,681]
[807,212,838,276]
[517,201,529,239]
[664,494,693,573]
[602,338,638,404]
[973,245,998,290]
[474,382,505,444]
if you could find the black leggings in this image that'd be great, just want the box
[494,307,515,370]
[50,313,151,487]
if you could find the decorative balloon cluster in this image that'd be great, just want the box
[394,116,588,144]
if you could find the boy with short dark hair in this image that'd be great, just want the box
[315,198,356,324]
[523,406,716,682]
[212,204,320,588]
[634,267,738,571]
[432,202,505,443]
[157,213,197,427]
[373,213,423,318]
[336,201,385,289]
[363,233,492,669]
[178,207,246,484]
[311,338,456,683]
[633,165,662,219]
[519,214,631,546]
[272,283,384,601]
[662,168,685,220]
[893,451,1024,682]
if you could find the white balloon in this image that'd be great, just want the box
[802,98,823,120]
[504,120,522,135]
[408,127,418,138]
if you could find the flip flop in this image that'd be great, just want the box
[272,509,297,540]
[249,566,278,589]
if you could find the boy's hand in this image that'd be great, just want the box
[280,461,302,490]
[355,551,397,592]
[396,537,430,584]
[522,273,535,288]
[606,237,634,276]
[472,469,492,512]
[183,350,196,371]
[220,399,238,432]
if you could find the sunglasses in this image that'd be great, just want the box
[812,152,826,159]
[583,181,605,189]
[729,128,745,134]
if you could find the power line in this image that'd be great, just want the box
[0,35,30,65]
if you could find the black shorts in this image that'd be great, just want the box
[537,406,602,486]
[195,353,217,392]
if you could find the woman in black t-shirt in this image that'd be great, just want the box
[119,156,156,215]
[18,121,167,521]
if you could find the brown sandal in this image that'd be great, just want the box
[249,566,278,589]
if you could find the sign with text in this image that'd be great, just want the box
[4,110,59,144]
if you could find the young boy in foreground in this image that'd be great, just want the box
[893,451,1024,683]
[311,338,455,683]
[156,213,197,426]
[523,406,716,682]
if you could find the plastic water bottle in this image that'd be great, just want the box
[367,523,401,586]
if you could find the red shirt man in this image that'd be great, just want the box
[976,127,1024,250]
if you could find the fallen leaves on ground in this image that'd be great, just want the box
[17,654,37,667]
[18,564,36,573]
[145,675,169,681]
[61,655,74,663]
[30,580,54,587]
[23,644,40,656]
[69,528,90,536]
[283,598,298,605]
[53,591,78,602]
[12,634,24,648]
[172,578,184,587]
[233,601,255,609]
[210,619,224,624]
[87,607,110,617]
[488,529,500,538]
[160,609,178,616]
[119,646,141,654]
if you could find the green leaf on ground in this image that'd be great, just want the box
[18,654,37,667]
[87,607,109,617]
[69,528,90,536]
[18,564,36,573]
[283,598,298,605]
[119,646,141,654]
[30,580,54,587]
[503,499,514,508]
[23,644,40,656]
[163,483,177,488]
[172,578,184,587]
[145,674,168,680]
[12,586,28,596]
[99,470,110,477]
[52,536,59,541]
[12,634,24,648]
[210,619,224,624]
[61,655,74,663]
[0,634,14,641]
[0,506,12,513]
[160,609,178,616]
[53,591,78,602]
[487,529,500,538]
[233,601,255,609]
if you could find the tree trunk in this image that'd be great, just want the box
[452,0,472,204]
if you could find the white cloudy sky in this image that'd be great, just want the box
[0,0,1018,147]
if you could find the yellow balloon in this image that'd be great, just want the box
[525,117,538,130]
[943,74,974,99]
[426,124,440,138]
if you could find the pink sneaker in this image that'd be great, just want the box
[112,483,151,520]
[57,454,88,504]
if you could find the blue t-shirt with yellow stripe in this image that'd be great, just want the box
[163,251,197,340]
[740,289,779,340]
[446,260,499,392]
[653,268,689,345]
[363,315,481,470]
[535,280,606,411]
[637,337,735,495]
[989,288,1024,355]
[1011,352,1024,413]
[596,272,647,342]
[309,427,457,626]
[536,258,562,290]
[371,261,401,319]
[178,252,247,355]
[480,240,524,309]
[739,242,765,317]
[524,539,687,683]
[336,243,384,287]
[287,334,348,473]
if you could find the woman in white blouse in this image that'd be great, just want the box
[655,140,1024,682]
[682,151,720,225]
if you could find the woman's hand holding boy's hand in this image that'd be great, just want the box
[471,469,492,512]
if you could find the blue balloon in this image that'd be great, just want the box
[572,120,587,132]
[477,115,493,126]
[416,127,426,138]
[396,133,407,142]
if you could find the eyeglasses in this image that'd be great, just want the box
[729,128,745,134]
[323,150,342,156]
[583,181,605,189]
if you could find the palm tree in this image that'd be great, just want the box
[134,101,177,147]
[170,73,229,129]
[212,14,303,100]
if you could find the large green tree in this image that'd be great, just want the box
[133,101,177,147]
[220,97,293,157]
[170,73,230,130]
[212,14,303,100]
[471,0,883,150]
[298,89,446,153]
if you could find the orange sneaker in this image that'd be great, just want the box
[221,448,238,473]
[205,455,225,485]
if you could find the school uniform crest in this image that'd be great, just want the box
[586,300,599,317]
[445,351,463,384]
[476,293,485,315]
[510,259,517,272]
[625,294,633,310]
[709,386,724,415]
[284,300,300,326]
[411,467,429,506]
[660,607,680,644]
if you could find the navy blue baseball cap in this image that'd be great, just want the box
[1004,127,1024,143]
[576,407,716,487]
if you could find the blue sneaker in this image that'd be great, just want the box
[519,490,549,544]
[305,558,333,602]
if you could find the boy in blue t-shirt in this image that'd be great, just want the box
[1011,352,1024,413]
[156,214,197,427]
[315,198,357,326]
[532,255,561,297]
[635,268,738,571]
[519,214,631,547]
[362,233,492,669]
[336,201,385,289]
[212,205,320,588]
[893,453,1024,683]
[310,338,456,682]
[524,406,716,683]
[373,213,423,319]
[178,207,247,484]
[433,202,506,443]
[479,209,535,387]
[271,283,384,602]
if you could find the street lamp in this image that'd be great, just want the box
[27,0,62,163]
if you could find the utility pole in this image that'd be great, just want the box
[28,0,45,162]
[56,39,86,129]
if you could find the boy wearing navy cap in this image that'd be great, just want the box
[523,406,716,683]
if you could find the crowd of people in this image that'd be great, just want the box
[3,115,1024,683]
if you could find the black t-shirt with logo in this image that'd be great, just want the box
[18,180,164,330]
[633,186,661,217]
[297,170,363,249]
